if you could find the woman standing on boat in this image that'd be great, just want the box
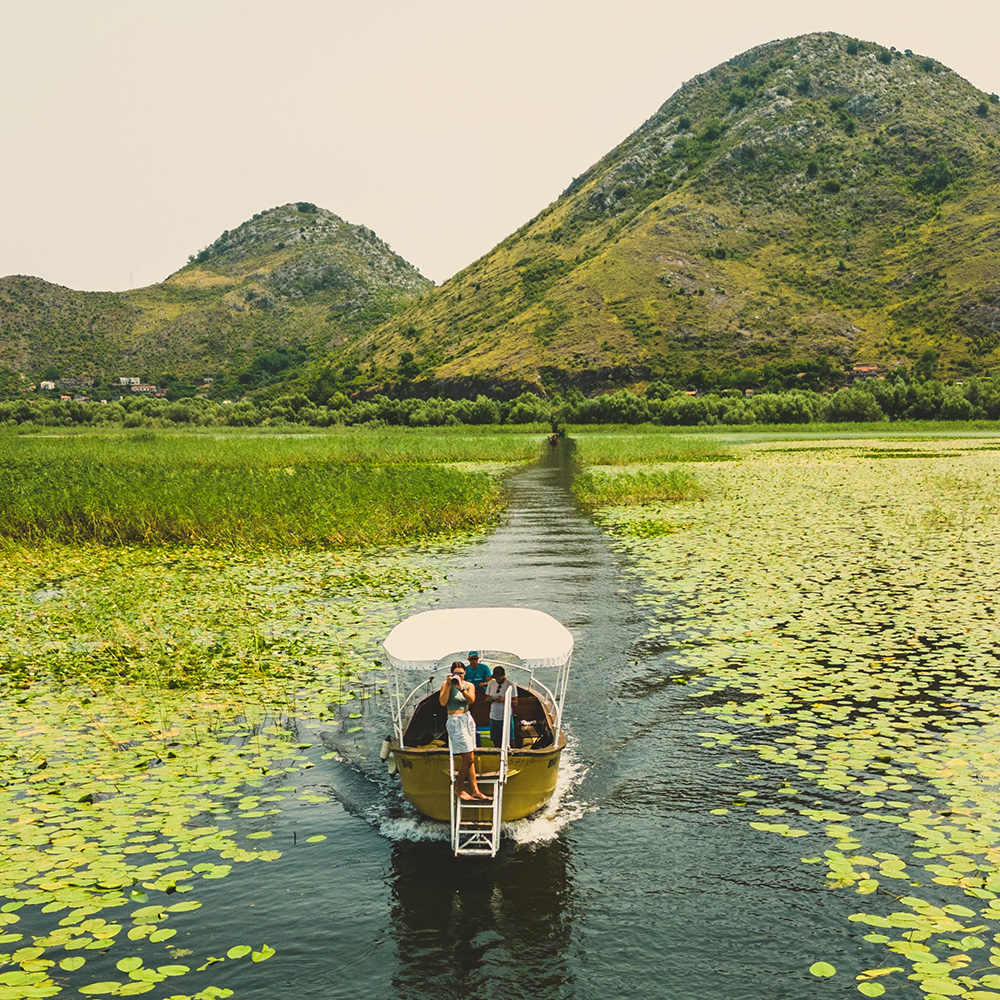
[439,662,490,801]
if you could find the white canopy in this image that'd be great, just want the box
[382,607,574,671]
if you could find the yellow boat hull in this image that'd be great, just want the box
[391,736,565,822]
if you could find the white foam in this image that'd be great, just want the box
[504,742,594,844]
[371,739,592,847]
[375,812,450,842]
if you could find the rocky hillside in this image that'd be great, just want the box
[0,203,431,393]
[349,32,1000,393]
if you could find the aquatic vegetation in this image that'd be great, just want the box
[0,543,449,997]
[0,424,531,1000]
[0,430,541,548]
[572,468,704,509]
[570,431,733,465]
[589,436,1000,999]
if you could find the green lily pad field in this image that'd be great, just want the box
[584,432,1000,999]
[0,427,541,998]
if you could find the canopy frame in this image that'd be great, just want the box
[381,608,573,746]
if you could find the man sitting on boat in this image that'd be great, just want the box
[439,662,490,801]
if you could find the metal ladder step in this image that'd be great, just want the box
[448,708,513,857]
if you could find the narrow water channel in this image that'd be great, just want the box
[204,445,845,1000]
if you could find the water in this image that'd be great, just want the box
[190,442,850,1000]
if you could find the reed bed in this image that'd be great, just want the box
[572,468,705,508]
[568,429,733,465]
[0,429,539,548]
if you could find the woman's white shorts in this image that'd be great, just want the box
[445,712,476,754]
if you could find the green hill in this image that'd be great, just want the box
[6,34,1000,403]
[0,203,431,396]
[343,32,1000,394]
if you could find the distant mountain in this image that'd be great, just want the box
[0,203,431,394]
[346,32,1000,393]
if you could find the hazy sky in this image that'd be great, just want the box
[3,0,998,291]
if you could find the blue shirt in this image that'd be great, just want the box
[464,660,491,691]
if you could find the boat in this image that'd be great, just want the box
[381,607,574,856]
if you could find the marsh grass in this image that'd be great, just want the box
[569,421,1000,446]
[0,429,543,548]
[568,429,734,464]
[9,425,549,462]
[573,468,705,508]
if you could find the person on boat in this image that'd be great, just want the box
[464,651,491,693]
[485,665,517,749]
[439,662,490,801]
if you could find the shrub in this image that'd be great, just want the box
[506,393,552,424]
[822,388,884,422]
[454,395,501,425]
[749,391,821,424]
[645,380,674,401]
[699,118,723,142]
[846,40,859,56]
[939,387,974,421]
[822,179,842,194]
[397,351,420,381]
[976,102,989,118]
[567,390,651,424]
[914,156,954,194]
[877,49,893,66]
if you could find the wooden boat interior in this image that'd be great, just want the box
[401,687,555,750]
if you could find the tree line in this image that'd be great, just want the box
[4,375,1000,429]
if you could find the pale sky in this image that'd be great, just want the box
[3,0,998,292]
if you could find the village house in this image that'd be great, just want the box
[131,384,157,394]
[58,377,94,392]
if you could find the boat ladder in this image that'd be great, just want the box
[448,688,513,857]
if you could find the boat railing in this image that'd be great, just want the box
[499,683,513,782]
[390,655,569,748]
[498,661,563,741]
[390,672,438,746]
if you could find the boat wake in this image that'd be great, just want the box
[365,738,592,847]
[316,694,591,849]
[504,745,593,844]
